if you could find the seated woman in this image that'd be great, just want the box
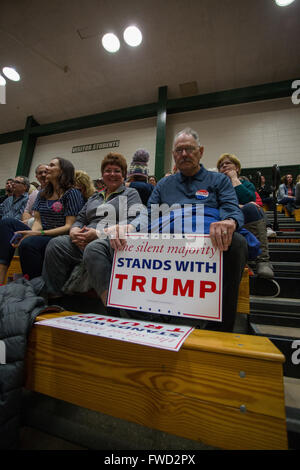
[75,170,97,201]
[0,157,85,284]
[42,152,143,310]
[217,153,274,279]
[277,174,296,215]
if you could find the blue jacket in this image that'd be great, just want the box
[131,165,244,231]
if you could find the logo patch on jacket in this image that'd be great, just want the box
[195,189,209,200]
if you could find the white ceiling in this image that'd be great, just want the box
[0,0,300,135]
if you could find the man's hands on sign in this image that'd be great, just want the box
[209,218,236,252]
[104,220,236,253]
[104,224,135,251]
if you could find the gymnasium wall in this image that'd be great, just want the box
[0,96,299,185]
[28,117,157,182]
[0,141,22,183]
[165,97,300,173]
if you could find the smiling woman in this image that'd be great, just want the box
[41,152,143,310]
[0,157,85,284]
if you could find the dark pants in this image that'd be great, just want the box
[279,197,296,214]
[206,232,248,332]
[241,203,264,224]
[0,217,52,279]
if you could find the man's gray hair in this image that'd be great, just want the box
[19,176,30,191]
[173,128,201,149]
[35,163,47,174]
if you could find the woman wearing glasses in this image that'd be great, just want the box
[0,157,85,284]
[41,152,142,307]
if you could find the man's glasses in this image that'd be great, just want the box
[13,180,25,184]
[174,146,197,155]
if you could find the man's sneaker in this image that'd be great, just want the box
[256,261,274,279]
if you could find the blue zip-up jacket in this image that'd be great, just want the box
[131,165,244,231]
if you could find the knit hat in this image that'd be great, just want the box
[128,149,150,180]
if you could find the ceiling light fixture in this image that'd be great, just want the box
[2,66,20,81]
[123,26,142,47]
[101,33,120,53]
[275,0,296,6]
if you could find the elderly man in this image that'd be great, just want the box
[0,176,29,220]
[99,128,248,332]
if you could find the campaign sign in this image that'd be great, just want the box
[37,314,194,352]
[107,234,223,322]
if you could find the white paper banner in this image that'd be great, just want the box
[107,233,223,322]
[37,314,194,352]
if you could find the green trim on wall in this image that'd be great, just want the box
[166,79,296,114]
[29,102,158,138]
[1,78,297,144]
[15,116,38,177]
[155,86,168,180]
[241,164,300,187]
[0,129,24,145]
[0,78,298,180]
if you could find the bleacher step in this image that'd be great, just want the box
[250,296,300,314]
[271,262,300,277]
[251,323,300,339]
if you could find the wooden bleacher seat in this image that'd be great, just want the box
[25,310,288,449]
[295,208,300,222]
[4,256,22,283]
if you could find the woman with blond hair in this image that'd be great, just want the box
[75,170,96,201]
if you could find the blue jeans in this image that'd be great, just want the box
[0,217,52,279]
[278,197,296,213]
[241,203,264,224]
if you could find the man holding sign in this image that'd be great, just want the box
[106,128,247,332]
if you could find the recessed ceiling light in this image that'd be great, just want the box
[101,33,120,53]
[0,75,6,86]
[2,67,20,81]
[123,26,142,47]
[275,0,295,6]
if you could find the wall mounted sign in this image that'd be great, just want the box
[72,139,120,153]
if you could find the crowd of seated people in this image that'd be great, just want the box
[0,137,298,331]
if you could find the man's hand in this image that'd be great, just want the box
[209,219,236,252]
[223,169,240,187]
[70,226,97,249]
[104,224,135,251]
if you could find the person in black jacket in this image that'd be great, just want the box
[257,175,274,210]
[126,149,154,205]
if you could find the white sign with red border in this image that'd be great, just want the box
[107,234,222,322]
[37,314,194,352]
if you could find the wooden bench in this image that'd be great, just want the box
[277,204,283,213]
[295,208,300,222]
[4,255,22,283]
[4,257,250,315]
[25,310,288,450]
